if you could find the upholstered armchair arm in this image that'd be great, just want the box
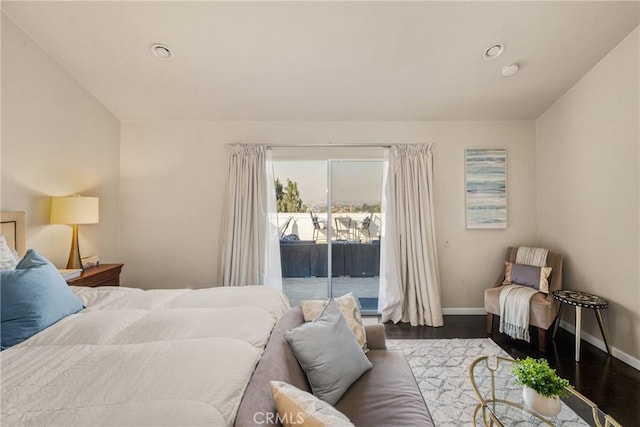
[547,250,563,294]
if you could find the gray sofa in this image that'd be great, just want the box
[235,306,434,427]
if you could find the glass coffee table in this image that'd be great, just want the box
[469,356,621,427]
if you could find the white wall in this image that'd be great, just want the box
[536,28,639,360]
[1,14,121,266]
[119,120,537,310]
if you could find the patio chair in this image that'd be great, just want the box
[484,246,563,352]
[310,213,327,242]
[279,216,294,239]
[355,216,372,242]
[334,216,352,240]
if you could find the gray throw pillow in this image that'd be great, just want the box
[285,299,373,405]
[502,261,552,294]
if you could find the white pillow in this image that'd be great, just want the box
[0,235,20,270]
[300,293,368,352]
[270,381,354,427]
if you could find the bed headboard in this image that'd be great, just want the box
[1,211,26,256]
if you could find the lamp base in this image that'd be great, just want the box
[66,224,83,270]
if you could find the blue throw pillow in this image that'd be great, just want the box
[1,249,84,349]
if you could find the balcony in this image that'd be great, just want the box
[278,213,380,309]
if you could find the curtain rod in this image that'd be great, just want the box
[267,143,392,148]
[229,143,435,149]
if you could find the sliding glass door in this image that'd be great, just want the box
[274,160,383,313]
[329,161,383,313]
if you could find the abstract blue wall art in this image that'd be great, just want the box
[465,148,507,229]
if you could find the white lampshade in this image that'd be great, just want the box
[50,196,99,225]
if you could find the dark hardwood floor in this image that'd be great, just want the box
[384,315,640,427]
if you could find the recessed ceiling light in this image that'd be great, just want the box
[502,63,520,77]
[483,44,505,60]
[151,43,173,60]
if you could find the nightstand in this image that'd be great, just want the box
[66,264,123,287]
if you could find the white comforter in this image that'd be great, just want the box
[1,285,290,426]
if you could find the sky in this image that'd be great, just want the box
[273,161,384,205]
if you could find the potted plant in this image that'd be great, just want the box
[512,357,570,417]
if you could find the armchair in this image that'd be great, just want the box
[484,246,563,352]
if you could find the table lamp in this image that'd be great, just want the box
[50,196,99,270]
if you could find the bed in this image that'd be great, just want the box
[0,211,291,426]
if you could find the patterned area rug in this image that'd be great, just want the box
[387,339,588,427]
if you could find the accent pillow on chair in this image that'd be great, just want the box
[502,261,552,294]
[1,249,84,349]
[285,299,372,405]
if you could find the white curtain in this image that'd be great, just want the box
[264,150,283,289]
[378,144,443,326]
[219,145,282,289]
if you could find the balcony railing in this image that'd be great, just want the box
[277,212,380,242]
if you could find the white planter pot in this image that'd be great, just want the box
[522,386,561,417]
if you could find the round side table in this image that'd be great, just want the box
[552,290,610,362]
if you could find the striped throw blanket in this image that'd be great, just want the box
[516,246,549,267]
[499,284,540,341]
[499,247,549,342]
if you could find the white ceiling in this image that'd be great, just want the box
[2,1,639,121]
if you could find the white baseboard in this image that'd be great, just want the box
[442,307,487,315]
[559,320,640,371]
[363,308,487,317]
